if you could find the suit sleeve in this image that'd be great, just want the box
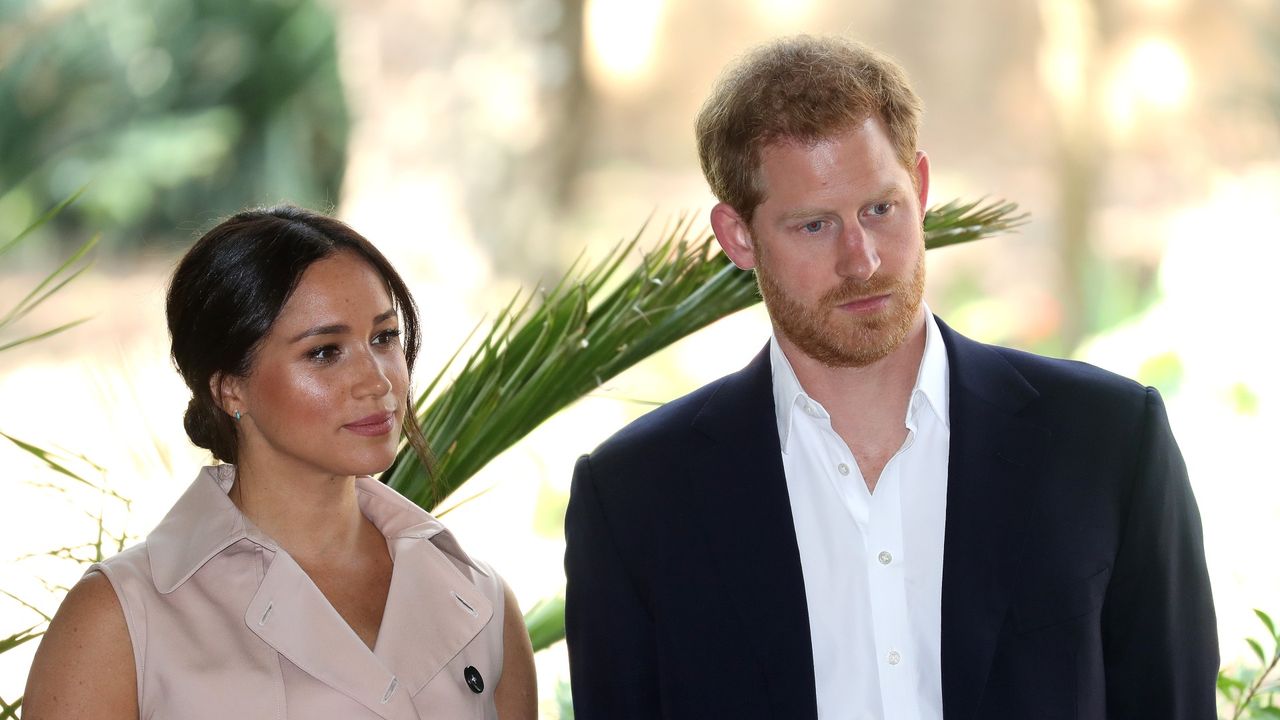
[564,453,663,719]
[1102,387,1218,718]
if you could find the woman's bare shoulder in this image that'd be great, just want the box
[495,578,537,720]
[22,570,138,720]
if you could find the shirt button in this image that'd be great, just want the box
[878,551,893,565]
[837,463,850,475]
[805,404,819,417]
[887,650,902,666]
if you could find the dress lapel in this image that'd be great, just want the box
[246,549,421,719]
[373,530,493,696]
[935,319,1050,720]
[243,486,491,719]
[688,346,819,720]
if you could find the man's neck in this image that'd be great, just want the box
[776,308,928,486]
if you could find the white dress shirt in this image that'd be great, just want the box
[771,309,950,720]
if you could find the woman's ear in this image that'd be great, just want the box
[209,372,245,419]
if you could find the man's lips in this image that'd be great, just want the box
[835,293,891,313]
[343,412,395,436]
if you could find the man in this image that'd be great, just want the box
[564,35,1217,720]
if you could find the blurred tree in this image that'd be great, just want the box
[333,0,588,281]
[0,0,349,251]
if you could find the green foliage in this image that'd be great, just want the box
[523,593,566,653]
[383,215,759,510]
[0,192,115,707]
[1219,610,1280,719]
[921,198,1028,250]
[1138,351,1185,396]
[0,191,96,352]
[0,432,134,711]
[0,0,348,247]
[1231,383,1261,416]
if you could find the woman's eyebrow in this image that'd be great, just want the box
[290,309,396,343]
[291,323,349,342]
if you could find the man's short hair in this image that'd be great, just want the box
[695,35,924,224]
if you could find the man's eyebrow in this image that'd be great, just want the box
[775,186,907,223]
[290,309,397,343]
[779,207,832,222]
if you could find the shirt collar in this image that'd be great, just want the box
[147,465,488,594]
[771,304,951,453]
[913,307,951,430]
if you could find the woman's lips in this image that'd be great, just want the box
[344,412,395,436]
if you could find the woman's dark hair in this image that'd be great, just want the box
[166,205,434,472]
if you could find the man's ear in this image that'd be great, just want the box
[209,372,245,419]
[710,202,758,271]
[913,150,931,223]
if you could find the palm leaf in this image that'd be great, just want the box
[383,198,1026,511]
[0,431,104,491]
[0,191,96,353]
[0,188,84,257]
[0,625,42,656]
[523,593,566,653]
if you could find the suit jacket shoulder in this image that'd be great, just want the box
[586,346,773,483]
[941,321,1157,438]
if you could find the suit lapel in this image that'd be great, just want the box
[936,319,1050,720]
[688,346,819,720]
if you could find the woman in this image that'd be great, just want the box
[24,206,537,719]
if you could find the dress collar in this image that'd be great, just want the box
[147,464,487,594]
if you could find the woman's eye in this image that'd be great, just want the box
[307,344,341,362]
[373,328,402,345]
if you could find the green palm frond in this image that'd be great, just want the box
[382,214,758,508]
[0,626,42,655]
[523,593,566,653]
[384,197,1027,511]
[0,189,97,354]
[923,197,1028,249]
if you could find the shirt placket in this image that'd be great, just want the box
[868,400,923,720]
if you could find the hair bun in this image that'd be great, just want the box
[183,397,221,458]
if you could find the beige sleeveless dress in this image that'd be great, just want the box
[92,465,505,719]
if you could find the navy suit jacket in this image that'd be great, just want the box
[564,318,1218,719]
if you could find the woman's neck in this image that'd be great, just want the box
[229,458,372,569]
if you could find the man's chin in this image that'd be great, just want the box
[789,309,921,368]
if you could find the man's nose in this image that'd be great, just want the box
[835,224,880,282]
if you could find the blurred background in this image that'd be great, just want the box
[1,0,1277,714]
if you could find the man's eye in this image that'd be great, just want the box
[868,202,893,216]
[801,220,825,233]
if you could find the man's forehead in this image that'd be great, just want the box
[758,114,880,154]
